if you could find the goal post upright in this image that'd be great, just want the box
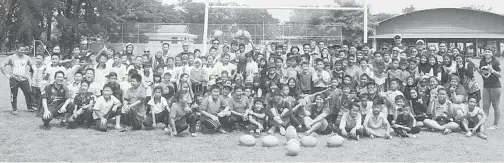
[202,0,368,52]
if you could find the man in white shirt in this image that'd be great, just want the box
[1,46,35,114]
[312,58,331,93]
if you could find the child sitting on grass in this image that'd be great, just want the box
[363,102,392,139]
[67,81,95,129]
[93,84,122,132]
[392,105,421,138]
[339,103,363,140]
[460,97,487,140]
[247,99,267,137]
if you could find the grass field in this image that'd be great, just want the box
[1,57,504,162]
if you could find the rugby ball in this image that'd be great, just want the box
[213,30,223,38]
[243,31,252,39]
[327,135,344,147]
[239,135,256,147]
[286,139,300,146]
[235,30,244,38]
[261,135,280,147]
[286,143,301,156]
[285,126,297,141]
[300,136,317,147]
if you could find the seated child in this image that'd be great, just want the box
[246,98,267,137]
[392,105,421,138]
[339,103,363,140]
[144,86,170,130]
[363,102,392,139]
[423,88,460,135]
[300,94,332,136]
[460,97,487,139]
[267,94,293,135]
[67,81,95,129]
[93,84,122,132]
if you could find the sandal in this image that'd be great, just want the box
[443,128,452,135]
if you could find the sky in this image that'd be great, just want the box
[163,0,504,22]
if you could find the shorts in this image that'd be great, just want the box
[435,116,449,125]
[461,120,482,132]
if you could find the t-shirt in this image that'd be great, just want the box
[170,102,188,122]
[147,97,169,114]
[229,96,250,114]
[74,92,94,108]
[42,83,71,107]
[479,57,501,88]
[433,100,451,118]
[365,113,388,129]
[124,85,147,116]
[464,106,484,123]
[200,97,228,119]
[396,113,415,127]
[340,112,362,129]
[92,95,121,119]
[312,70,331,88]
[45,65,65,84]
[31,64,46,88]
[299,103,330,119]
[4,54,33,81]
[298,73,312,91]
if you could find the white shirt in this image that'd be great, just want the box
[213,62,237,77]
[245,61,258,78]
[93,95,121,119]
[45,64,65,84]
[147,97,169,114]
[312,70,331,88]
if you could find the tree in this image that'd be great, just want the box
[461,5,492,12]
[288,0,375,45]
[402,5,416,14]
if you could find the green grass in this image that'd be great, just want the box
[1,57,504,161]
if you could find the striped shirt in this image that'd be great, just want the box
[5,54,32,81]
[31,64,46,88]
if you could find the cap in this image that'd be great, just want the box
[267,63,277,69]
[416,39,425,45]
[106,72,117,78]
[182,42,189,46]
[394,34,401,39]
[392,47,400,51]
[18,47,29,53]
[194,58,202,64]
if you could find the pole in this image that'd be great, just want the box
[262,16,265,42]
[363,0,368,44]
[137,23,140,43]
[203,0,210,55]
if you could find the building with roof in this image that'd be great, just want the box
[371,8,504,56]
[144,24,197,45]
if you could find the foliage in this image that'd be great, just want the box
[461,5,492,12]
[288,0,396,45]
[402,5,416,14]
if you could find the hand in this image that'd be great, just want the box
[100,118,107,125]
[5,74,11,79]
[211,115,219,122]
[341,130,348,136]
[184,106,192,113]
[58,106,67,113]
[242,114,248,121]
[43,110,52,119]
[112,107,117,112]
[350,129,357,136]
[378,92,387,98]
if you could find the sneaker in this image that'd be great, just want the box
[254,131,261,138]
[355,135,360,141]
[407,134,417,139]
[465,131,473,137]
[115,126,125,131]
[218,128,227,134]
[279,127,286,135]
[28,108,35,112]
[190,133,197,137]
[59,120,67,127]
[477,132,488,140]
[164,127,170,132]
[369,135,375,139]
[443,128,452,135]
[487,125,498,130]
[12,110,19,115]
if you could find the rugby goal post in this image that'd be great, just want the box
[202,0,369,51]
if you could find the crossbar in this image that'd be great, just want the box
[203,0,368,53]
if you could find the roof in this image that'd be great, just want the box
[156,25,189,33]
[377,8,504,25]
[371,33,504,39]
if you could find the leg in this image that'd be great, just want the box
[175,118,189,134]
[19,80,32,111]
[143,114,154,127]
[490,88,501,126]
[31,86,42,111]
[9,78,19,112]
[185,113,198,133]
[482,88,491,117]
[442,122,460,131]
[422,119,444,131]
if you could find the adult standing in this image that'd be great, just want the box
[1,46,34,114]
[478,47,502,130]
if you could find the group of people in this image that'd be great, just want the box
[2,34,501,140]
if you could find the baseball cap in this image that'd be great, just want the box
[267,63,277,69]
[182,42,189,46]
[106,72,117,78]
[392,47,400,51]
[394,34,401,39]
[416,39,425,45]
